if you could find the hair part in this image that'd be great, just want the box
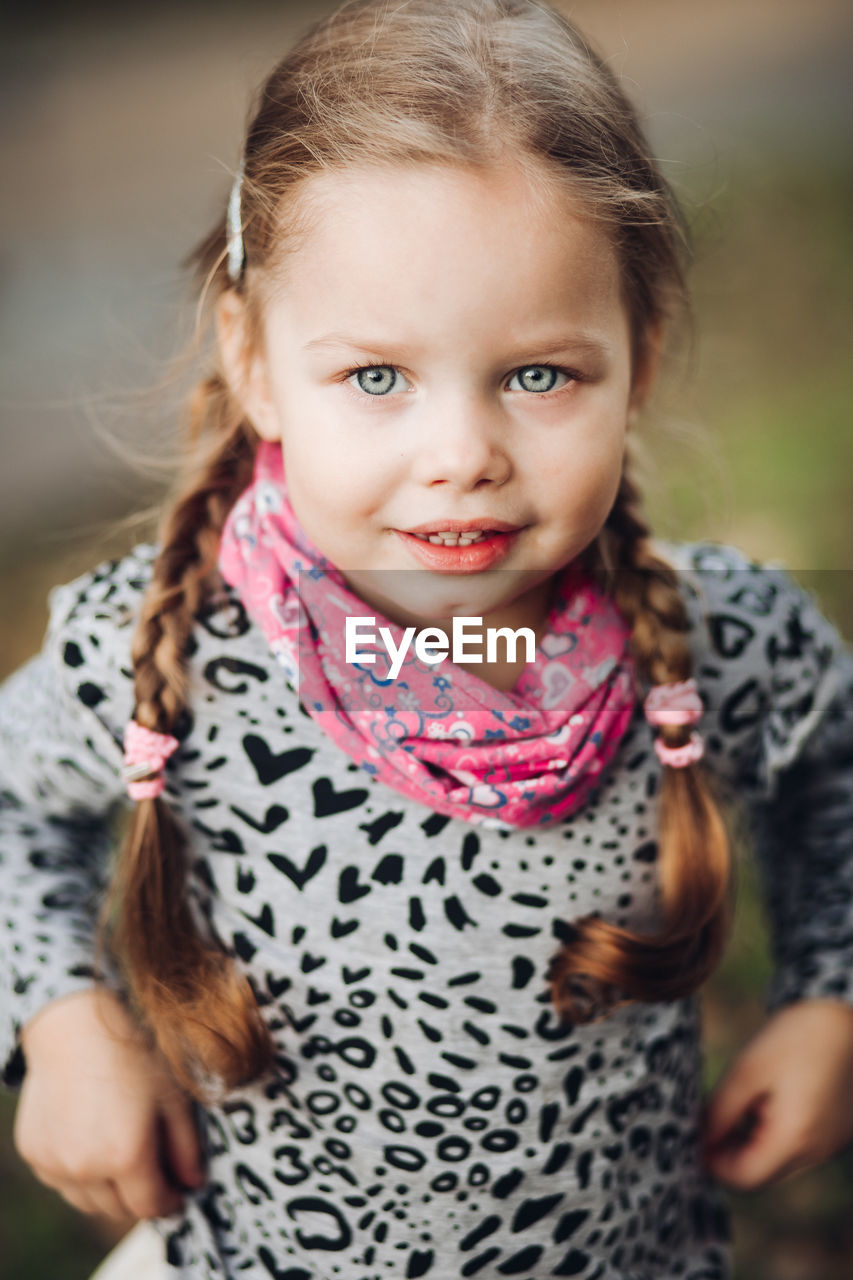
[98,0,729,1101]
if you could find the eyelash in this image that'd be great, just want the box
[339,360,582,399]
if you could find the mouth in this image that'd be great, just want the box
[401,519,522,547]
[394,522,524,572]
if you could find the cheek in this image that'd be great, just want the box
[282,393,379,476]
[284,436,390,533]
[536,426,625,525]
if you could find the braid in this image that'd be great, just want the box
[97,378,277,1101]
[548,454,736,1023]
[594,468,695,685]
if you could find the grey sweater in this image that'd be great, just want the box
[2,539,852,1280]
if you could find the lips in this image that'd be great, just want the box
[394,526,522,572]
[403,519,521,534]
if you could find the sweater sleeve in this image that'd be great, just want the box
[0,551,152,1090]
[656,541,853,1019]
[749,641,853,1017]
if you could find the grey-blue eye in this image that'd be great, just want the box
[349,365,410,396]
[508,365,567,393]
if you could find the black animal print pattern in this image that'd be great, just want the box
[1,540,852,1279]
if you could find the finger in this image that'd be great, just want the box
[31,1162,138,1224]
[93,1116,186,1221]
[26,1161,64,1193]
[767,1153,814,1185]
[158,1102,206,1190]
[702,1098,761,1159]
[706,1138,785,1190]
[82,1179,138,1226]
[704,1103,810,1191]
[701,1071,769,1152]
[52,1180,104,1218]
[117,1150,188,1220]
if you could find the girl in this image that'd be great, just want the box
[4,1,853,1277]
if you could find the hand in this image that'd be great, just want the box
[700,998,853,1190]
[14,988,206,1225]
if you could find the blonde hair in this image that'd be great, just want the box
[99,0,734,1101]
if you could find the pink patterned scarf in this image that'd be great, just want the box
[218,442,637,829]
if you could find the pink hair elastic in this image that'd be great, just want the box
[643,677,705,769]
[652,733,705,768]
[121,720,180,800]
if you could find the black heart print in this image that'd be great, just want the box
[244,735,316,785]
[707,613,755,660]
[312,776,369,817]
[268,844,328,891]
[231,803,290,834]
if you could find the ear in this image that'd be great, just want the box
[216,291,281,441]
[626,319,664,430]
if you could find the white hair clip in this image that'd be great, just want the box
[226,161,245,283]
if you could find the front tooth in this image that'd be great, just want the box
[415,530,487,544]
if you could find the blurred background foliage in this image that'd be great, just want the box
[1,1,851,1277]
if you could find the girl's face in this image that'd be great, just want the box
[219,161,652,636]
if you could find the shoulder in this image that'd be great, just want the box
[45,540,293,725]
[652,535,792,613]
[47,542,158,635]
[0,546,163,800]
[42,543,160,744]
[650,537,850,794]
[651,537,844,680]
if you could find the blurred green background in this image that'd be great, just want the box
[1,1,852,1277]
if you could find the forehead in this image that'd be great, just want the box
[265,161,627,344]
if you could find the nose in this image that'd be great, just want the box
[412,391,512,490]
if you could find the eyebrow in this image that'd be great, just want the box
[303,332,611,361]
